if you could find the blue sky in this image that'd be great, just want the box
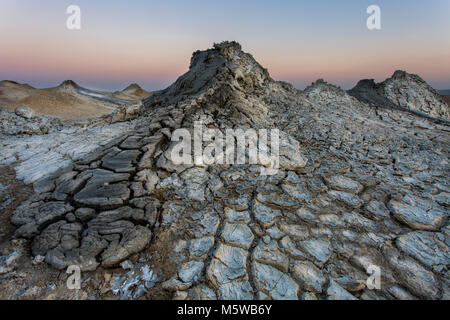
[1,0,449,90]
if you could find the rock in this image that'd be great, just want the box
[306,176,328,193]
[281,182,311,202]
[293,261,327,293]
[178,260,204,284]
[342,212,377,230]
[187,285,217,300]
[135,170,160,194]
[256,191,299,209]
[279,236,307,259]
[73,169,130,208]
[102,148,141,173]
[224,207,251,224]
[252,262,299,300]
[225,194,250,211]
[111,265,158,300]
[389,196,447,231]
[120,135,146,150]
[53,171,91,200]
[12,201,74,237]
[160,201,184,227]
[14,223,39,239]
[32,255,45,265]
[162,277,191,291]
[396,231,449,272]
[328,190,364,209]
[101,226,152,267]
[181,182,206,202]
[156,173,183,191]
[110,104,143,123]
[366,200,391,220]
[319,214,345,227]
[0,251,21,274]
[252,240,289,272]
[383,244,441,299]
[156,142,194,173]
[284,171,302,184]
[138,134,165,169]
[173,291,188,300]
[190,237,215,259]
[218,281,254,300]
[181,167,208,184]
[278,132,308,170]
[19,286,42,300]
[191,210,220,237]
[302,292,318,300]
[65,212,76,222]
[0,183,13,210]
[433,192,450,207]
[15,106,34,119]
[326,280,357,300]
[325,175,363,194]
[74,208,96,222]
[1,116,134,183]
[278,223,310,241]
[221,223,254,249]
[295,207,318,224]
[180,167,208,201]
[208,176,224,192]
[265,225,285,240]
[298,238,332,266]
[207,244,248,287]
[387,286,418,300]
[253,201,282,228]
[334,276,366,292]
[120,260,134,270]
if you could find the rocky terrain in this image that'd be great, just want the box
[349,72,449,121]
[0,42,448,300]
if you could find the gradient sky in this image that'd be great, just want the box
[1,0,449,91]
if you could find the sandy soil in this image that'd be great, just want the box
[111,86,151,101]
[0,165,60,300]
[0,81,37,107]
[4,88,114,120]
[0,81,149,121]
[0,166,34,246]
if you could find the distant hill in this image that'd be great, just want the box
[0,80,37,107]
[0,80,146,120]
[348,71,449,119]
[112,83,151,100]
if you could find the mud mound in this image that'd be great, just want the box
[0,81,37,107]
[113,83,150,100]
[1,42,449,300]
[349,71,449,120]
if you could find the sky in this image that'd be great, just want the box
[0,0,449,91]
